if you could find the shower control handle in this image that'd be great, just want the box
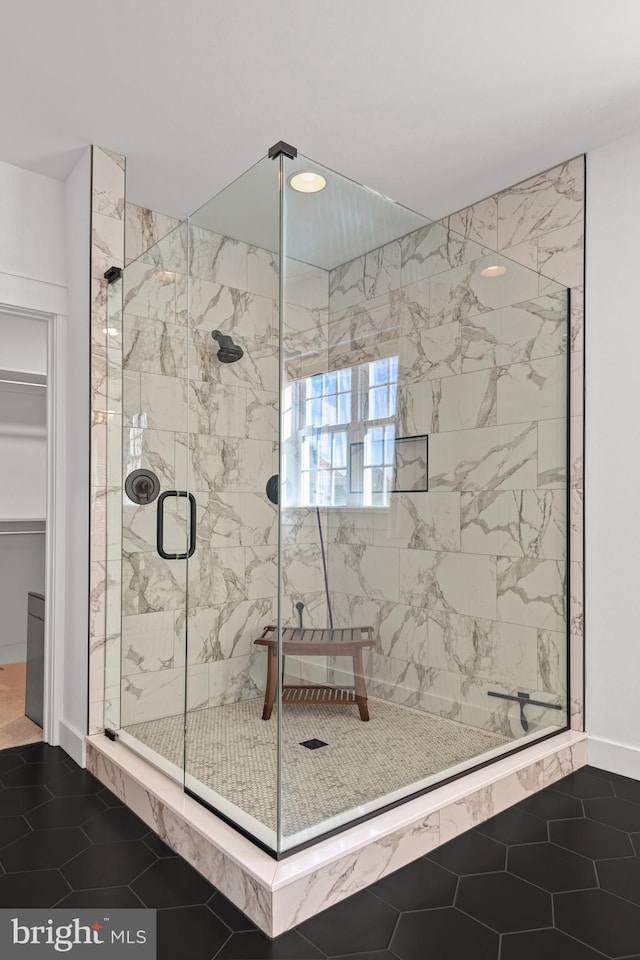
[156,491,197,560]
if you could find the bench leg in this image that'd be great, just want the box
[262,646,277,720]
[353,648,370,721]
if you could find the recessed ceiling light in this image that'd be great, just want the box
[102,327,119,336]
[480,265,507,277]
[289,171,327,193]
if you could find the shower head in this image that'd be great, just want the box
[211,330,244,363]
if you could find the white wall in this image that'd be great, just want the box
[586,126,640,778]
[0,159,65,286]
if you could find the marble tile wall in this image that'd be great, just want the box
[89,147,126,736]
[326,156,584,738]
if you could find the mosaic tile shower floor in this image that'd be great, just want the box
[124,698,511,835]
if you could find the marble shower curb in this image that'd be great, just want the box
[86,729,586,937]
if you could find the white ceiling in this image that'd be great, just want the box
[3,0,640,222]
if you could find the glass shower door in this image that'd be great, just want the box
[116,221,191,780]
[183,157,281,851]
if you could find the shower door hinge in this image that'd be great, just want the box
[104,728,119,741]
[268,140,298,160]
[104,266,122,284]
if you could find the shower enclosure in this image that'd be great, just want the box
[104,143,571,856]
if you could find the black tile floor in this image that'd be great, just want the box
[1,743,639,959]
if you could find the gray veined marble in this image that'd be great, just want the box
[186,598,274,664]
[461,490,566,560]
[428,422,537,491]
[497,355,567,425]
[329,241,401,312]
[429,254,540,327]
[374,493,460,552]
[399,319,461,383]
[461,293,568,373]
[122,551,186,616]
[400,221,488,286]
[399,550,497,620]
[497,157,584,249]
[188,225,248,289]
[123,315,187,377]
[123,260,185,325]
[445,196,499,249]
[187,277,276,343]
[497,558,566,631]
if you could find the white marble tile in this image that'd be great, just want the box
[445,196,498,249]
[429,254,539,327]
[570,560,583,637]
[373,493,460,551]
[176,435,273,494]
[283,259,329,310]
[570,286,584,353]
[123,260,184,324]
[430,612,538,689]
[326,508,375,547]
[140,373,187,432]
[326,544,400,603]
[439,784,496,842]
[122,426,176,488]
[122,611,176,675]
[400,222,487,286]
[429,422,538,491]
[121,669,185,725]
[186,598,274,663]
[188,277,275,344]
[497,558,566,630]
[570,488,583,562]
[399,320,461,383]
[329,241,401,312]
[537,222,584,288]
[189,225,248,289]
[282,544,325,596]
[497,157,585,249]
[246,389,278,442]
[400,549,496,619]
[93,147,125,220]
[125,203,181,265]
[123,314,187,377]
[461,490,566,559]
[500,239,538,271]
[204,493,277,547]
[537,417,567,489]
[497,355,567,425]
[92,212,125,280]
[246,245,279,299]
[438,368,497,431]
[461,293,568,373]
[207,655,262,707]
[570,633,584,731]
[538,628,567,697]
[245,546,278,600]
[187,546,246,606]
[122,550,186,616]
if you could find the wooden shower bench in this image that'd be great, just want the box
[254,625,374,722]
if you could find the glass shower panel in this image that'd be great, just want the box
[183,157,280,850]
[279,154,570,850]
[115,221,191,779]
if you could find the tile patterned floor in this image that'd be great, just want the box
[1,742,640,959]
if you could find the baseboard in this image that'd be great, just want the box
[588,735,640,780]
[58,718,86,767]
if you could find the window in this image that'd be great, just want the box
[283,356,399,508]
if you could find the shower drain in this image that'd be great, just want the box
[300,739,328,750]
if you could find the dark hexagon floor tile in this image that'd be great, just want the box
[0,816,30,849]
[550,817,634,859]
[369,857,457,911]
[428,829,506,875]
[55,886,145,908]
[508,842,597,892]
[632,833,640,856]
[556,888,640,957]
[613,779,640,805]
[554,769,615,799]
[584,796,640,833]
[597,857,640,905]
[298,890,398,956]
[586,765,632,782]
[0,869,71,906]
[208,893,256,932]
[132,857,214,908]
[0,760,70,788]
[501,928,607,959]
[47,767,103,797]
[62,840,156,889]
[456,871,552,933]
[18,743,65,764]
[0,783,52,816]
[1,827,91,872]
[0,753,25,776]
[97,787,124,807]
[213,929,323,960]
[332,954,400,960]
[475,807,548,845]
[157,905,230,960]
[83,806,149,843]
[26,794,107,829]
[391,907,498,960]
[142,831,177,859]
[519,787,584,822]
